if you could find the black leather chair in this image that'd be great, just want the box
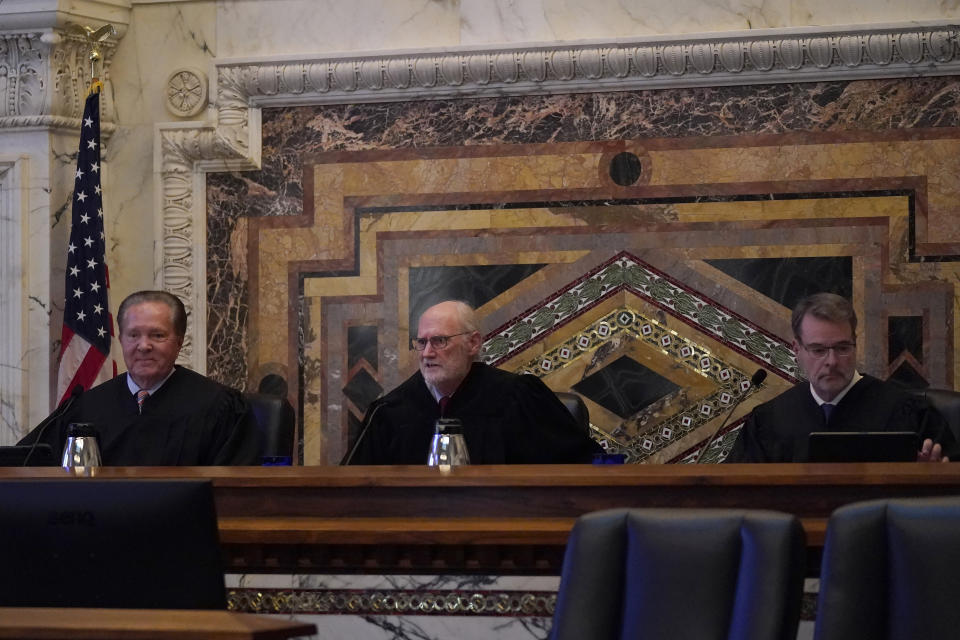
[814,496,960,640]
[908,387,960,441]
[245,392,295,459]
[555,391,590,435]
[550,508,805,640]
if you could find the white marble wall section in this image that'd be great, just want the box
[101,1,218,331]
[0,129,84,439]
[215,0,463,57]
[212,0,960,57]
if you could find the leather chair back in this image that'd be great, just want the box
[245,392,295,458]
[555,391,590,435]
[908,387,960,441]
[550,508,805,640]
[815,497,960,640]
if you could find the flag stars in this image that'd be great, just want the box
[86,258,98,269]
[76,191,87,203]
[86,139,97,150]
[83,236,94,247]
[90,162,99,173]
[93,304,103,315]
[90,282,101,293]
[94,185,101,195]
[97,327,106,338]
[73,287,83,299]
[83,116,93,128]
[68,243,76,254]
[76,310,86,322]
[97,207,103,218]
[69,266,80,278]
[76,168,83,180]
[80,213,90,224]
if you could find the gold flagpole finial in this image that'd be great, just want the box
[67,23,117,88]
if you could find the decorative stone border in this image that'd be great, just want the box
[155,22,960,372]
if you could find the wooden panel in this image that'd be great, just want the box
[3,464,958,574]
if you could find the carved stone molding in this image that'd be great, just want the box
[156,122,258,370]
[159,21,960,372]
[216,23,960,110]
[0,31,117,130]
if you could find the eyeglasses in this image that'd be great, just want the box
[411,332,471,351]
[798,341,856,359]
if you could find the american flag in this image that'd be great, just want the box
[56,87,116,404]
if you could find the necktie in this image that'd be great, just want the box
[439,396,450,417]
[137,389,150,414]
[822,403,835,425]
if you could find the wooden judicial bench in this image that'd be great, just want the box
[3,463,960,575]
[0,608,316,639]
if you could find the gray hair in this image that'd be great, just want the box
[118,290,187,339]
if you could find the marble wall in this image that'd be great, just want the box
[207,76,960,465]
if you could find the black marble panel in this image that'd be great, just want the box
[610,151,643,186]
[705,257,852,310]
[348,325,379,370]
[888,361,929,389]
[573,355,680,419]
[342,368,383,414]
[408,264,546,338]
[889,316,923,365]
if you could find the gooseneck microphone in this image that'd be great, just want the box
[340,396,395,465]
[695,369,767,464]
[22,384,84,466]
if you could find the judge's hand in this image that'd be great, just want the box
[917,438,950,463]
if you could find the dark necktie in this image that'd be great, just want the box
[822,403,835,425]
[439,396,450,417]
[137,389,150,414]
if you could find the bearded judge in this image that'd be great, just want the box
[20,290,259,465]
[347,300,602,465]
[726,292,955,463]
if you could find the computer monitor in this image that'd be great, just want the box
[0,444,56,467]
[808,431,919,463]
[0,479,226,609]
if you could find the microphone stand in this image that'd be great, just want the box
[340,397,392,465]
[694,369,766,464]
[22,385,84,466]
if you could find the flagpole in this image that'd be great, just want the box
[56,23,118,405]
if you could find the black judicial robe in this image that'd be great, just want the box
[725,374,957,463]
[19,366,259,466]
[349,362,602,465]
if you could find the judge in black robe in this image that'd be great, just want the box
[726,374,957,463]
[19,366,259,465]
[348,362,602,465]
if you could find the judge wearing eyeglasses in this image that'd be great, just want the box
[347,300,601,465]
[726,292,955,463]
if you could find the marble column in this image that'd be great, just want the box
[0,2,128,443]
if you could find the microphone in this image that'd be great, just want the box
[22,384,84,466]
[695,369,766,464]
[340,396,395,465]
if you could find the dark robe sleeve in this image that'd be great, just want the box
[504,374,602,463]
[891,394,959,460]
[202,388,261,465]
[724,411,764,463]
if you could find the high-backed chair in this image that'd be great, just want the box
[246,392,295,459]
[555,391,590,435]
[908,387,960,441]
[550,508,805,640]
[814,496,960,640]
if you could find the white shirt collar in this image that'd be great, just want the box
[810,370,862,406]
[126,366,177,397]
